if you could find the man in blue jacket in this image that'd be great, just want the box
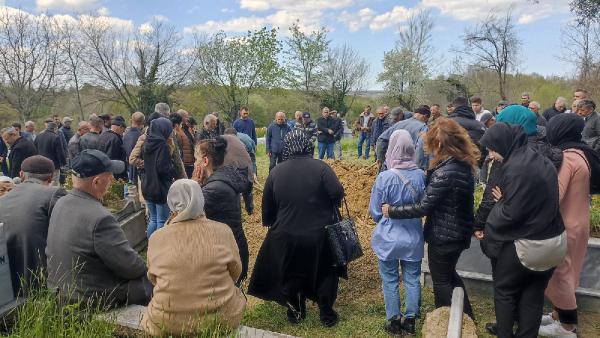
[266,111,292,171]
[233,106,257,144]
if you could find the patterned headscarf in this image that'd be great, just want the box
[282,129,315,160]
[385,130,418,170]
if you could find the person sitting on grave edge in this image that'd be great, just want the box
[46,149,151,307]
[0,155,66,297]
[141,179,246,336]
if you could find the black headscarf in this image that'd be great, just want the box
[480,122,528,160]
[147,117,173,143]
[547,113,587,150]
[282,129,314,160]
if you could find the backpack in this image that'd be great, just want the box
[565,149,600,194]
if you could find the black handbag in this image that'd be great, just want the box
[325,198,364,267]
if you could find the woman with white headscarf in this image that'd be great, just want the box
[369,129,426,335]
[141,179,246,336]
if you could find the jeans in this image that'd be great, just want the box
[493,242,554,338]
[269,152,283,171]
[378,259,422,320]
[427,243,474,319]
[318,142,334,160]
[357,132,371,158]
[334,140,342,160]
[146,201,170,238]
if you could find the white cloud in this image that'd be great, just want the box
[36,0,99,12]
[79,14,134,33]
[421,0,570,24]
[338,8,375,32]
[369,6,413,31]
[139,22,154,35]
[153,15,168,22]
[97,7,109,16]
[239,0,352,12]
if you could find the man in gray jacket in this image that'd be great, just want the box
[46,149,151,306]
[0,155,66,297]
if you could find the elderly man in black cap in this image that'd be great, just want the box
[46,149,150,307]
[34,122,67,186]
[0,155,66,297]
[98,116,128,181]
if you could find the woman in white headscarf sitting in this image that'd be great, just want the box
[369,129,426,335]
[141,179,246,336]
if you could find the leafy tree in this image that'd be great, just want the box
[378,10,434,111]
[194,27,283,122]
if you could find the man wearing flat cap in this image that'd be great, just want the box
[98,116,128,181]
[46,150,151,307]
[0,155,66,297]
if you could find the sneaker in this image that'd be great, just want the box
[541,312,556,326]
[538,321,577,338]
[401,316,416,335]
[485,322,498,336]
[383,316,402,335]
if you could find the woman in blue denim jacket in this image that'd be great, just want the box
[369,129,425,335]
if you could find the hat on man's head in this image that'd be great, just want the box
[111,116,127,127]
[21,155,55,174]
[46,122,57,130]
[414,105,431,117]
[302,112,311,118]
[62,117,73,124]
[71,149,125,178]
[44,118,53,124]
[99,114,112,121]
[480,112,494,125]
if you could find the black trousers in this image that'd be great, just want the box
[427,243,474,319]
[493,242,554,338]
[269,152,283,172]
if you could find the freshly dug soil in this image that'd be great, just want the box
[243,160,382,303]
[421,307,477,338]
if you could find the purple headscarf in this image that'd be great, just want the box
[385,129,418,170]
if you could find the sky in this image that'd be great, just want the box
[3,0,576,89]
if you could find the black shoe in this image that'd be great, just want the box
[287,307,302,324]
[401,317,416,335]
[485,322,497,336]
[383,316,402,335]
[320,310,339,328]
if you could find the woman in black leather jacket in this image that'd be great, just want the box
[382,118,480,319]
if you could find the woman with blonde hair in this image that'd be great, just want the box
[142,179,246,336]
[383,118,480,319]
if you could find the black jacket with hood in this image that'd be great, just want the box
[141,118,174,204]
[479,123,564,244]
[448,106,487,165]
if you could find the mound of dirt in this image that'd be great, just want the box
[242,160,382,303]
[422,307,478,338]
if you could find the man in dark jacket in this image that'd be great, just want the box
[543,97,567,122]
[578,99,600,152]
[59,117,74,146]
[79,115,104,151]
[2,127,37,178]
[46,149,150,306]
[123,112,144,183]
[0,136,8,176]
[266,112,292,171]
[0,155,66,297]
[316,107,336,160]
[295,112,317,143]
[371,107,391,160]
[330,110,344,160]
[35,122,67,186]
[354,106,375,159]
[448,97,487,165]
[98,116,128,181]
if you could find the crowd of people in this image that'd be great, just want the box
[0,89,597,337]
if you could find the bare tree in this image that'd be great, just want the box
[58,18,86,120]
[80,17,194,114]
[378,10,434,111]
[194,28,282,122]
[560,20,597,83]
[0,8,63,121]
[284,22,329,99]
[322,44,369,114]
[460,9,521,100]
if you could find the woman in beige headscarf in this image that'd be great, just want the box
[141,179,246,336]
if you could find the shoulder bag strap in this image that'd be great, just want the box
[390,169,419,203]
[564,149,591,175]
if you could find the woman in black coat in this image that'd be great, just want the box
[479,123,566,338]
[142,117,174,238]
[248,129,345,327]
[193,137,250,283]
[382,118,480,319]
